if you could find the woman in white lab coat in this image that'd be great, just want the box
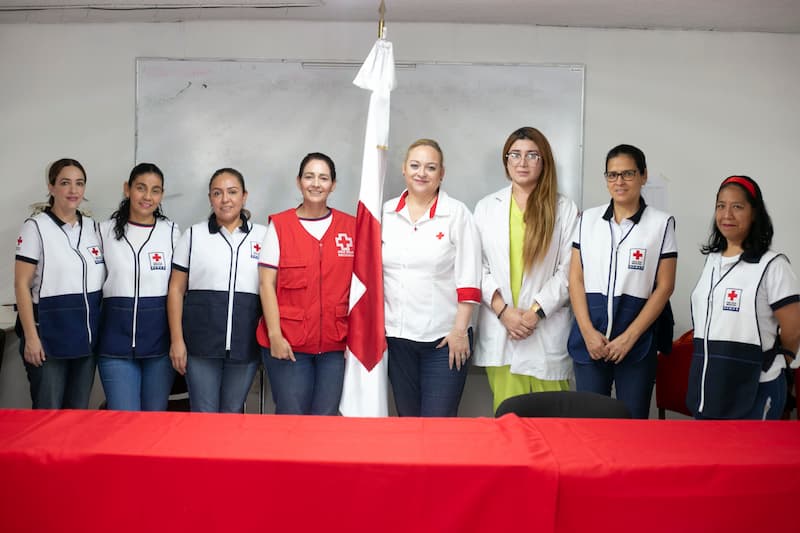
[473,127,578,413]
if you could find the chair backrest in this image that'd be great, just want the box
[655,329,694,417]
[495,391,632,419]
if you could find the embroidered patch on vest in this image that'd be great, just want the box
[87,245,104,264]
[149,252,166,270]
[335,232,354,257]
[250,241,262,259]
[723,288,742,312]
[628,248,646,270]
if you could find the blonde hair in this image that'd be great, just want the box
[405,138,444,167]
[502,127,558,269]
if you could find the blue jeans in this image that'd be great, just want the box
[185,356,258,413]
[695,371,787,420]
[263,350,345,415]
[98,355,175,411]
[573,350,658,419]
[20,338,96,409]
[387,331,472,417]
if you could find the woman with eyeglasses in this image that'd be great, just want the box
[473,127,579,414]
[383,138,481,417]
[688,175,799,419]
[567,144,677,418]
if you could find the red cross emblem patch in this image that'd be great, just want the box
[16,236,23,251]
[628,248,646,270]
[86,245,104,264]
[149,251,166,270]
[723,288,742,312]
[250,241,262,259]
[335,233,354,257]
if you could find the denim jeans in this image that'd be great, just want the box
[573,349,658,419]
[185,356,259,413]
[387,331,472,417]
[20,338,96,409]
[98,355,175,411]
[263,350,345,415]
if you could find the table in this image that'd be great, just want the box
[1,409,798,532]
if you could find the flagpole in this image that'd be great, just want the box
[339,2,395,417]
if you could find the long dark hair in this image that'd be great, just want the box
[701,175,773,261]
[110,163,167,240]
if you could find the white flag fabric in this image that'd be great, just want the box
[339,39,395,417]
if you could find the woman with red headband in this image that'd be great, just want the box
[688,175,800,419]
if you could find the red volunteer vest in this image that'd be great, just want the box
[257,208,355,354]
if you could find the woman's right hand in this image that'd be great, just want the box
[23,335,46,367]
[269,334,295,362]
[169,340,188,375]
[501,307,535,340]
[582,329,610,360]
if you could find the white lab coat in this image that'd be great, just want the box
[472,186,578,380]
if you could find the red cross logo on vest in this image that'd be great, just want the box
[436,232,444,240]
[17,236,23,246]
[149,251,166,270]
[87,245,104,264]
[336,233,354,257]
[628,248,646,270]
[723,287,742,312]
[250,241,262,259]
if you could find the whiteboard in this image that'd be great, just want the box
[136,58,584,229]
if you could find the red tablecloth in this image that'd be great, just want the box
[1,409,798,532]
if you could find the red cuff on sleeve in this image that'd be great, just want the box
[457,287,481,303]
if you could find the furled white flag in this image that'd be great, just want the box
[339,37,395,417]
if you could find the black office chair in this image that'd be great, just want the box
[495,391,632,419]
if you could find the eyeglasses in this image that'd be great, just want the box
[506,151,542,164]
[604,169,639,182]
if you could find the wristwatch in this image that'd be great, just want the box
[531,302,546,319]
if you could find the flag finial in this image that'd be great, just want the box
[378,0,386,39]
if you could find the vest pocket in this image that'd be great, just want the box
[278,264,308,289]
[332,303,349,343]
[279,305,308,347]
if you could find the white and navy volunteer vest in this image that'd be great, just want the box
[16,211,104,358]
[568,201,675,364]
[174,217,266,361]
[688,251,785,419]
[97,219,178,358]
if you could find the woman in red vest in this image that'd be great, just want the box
[257,153,356,415]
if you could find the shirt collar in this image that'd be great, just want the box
[602,196,647,224]
[393,189,445,219]
[45,207,82,228]
[208,213,250,234]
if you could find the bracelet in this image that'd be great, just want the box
[496,303,508,319]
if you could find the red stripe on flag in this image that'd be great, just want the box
[347,201,387,371]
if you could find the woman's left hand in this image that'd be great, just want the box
[604,332,636,364]
[437,329,470,371]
